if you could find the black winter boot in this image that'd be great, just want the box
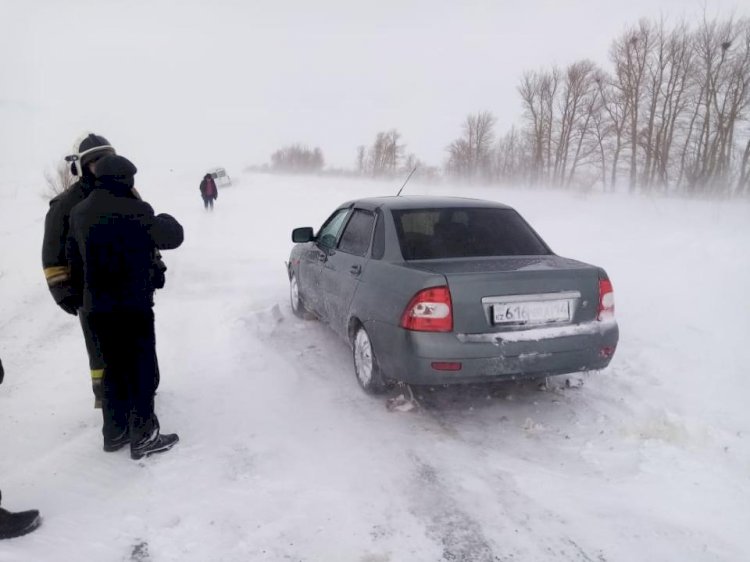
[103,430,130,452]
[130,432,179,460]
[0,507,41,540]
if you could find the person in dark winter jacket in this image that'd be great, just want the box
[0,358,42,540]
[199,173,218,210]
[66,155,184,460]
[42,133,115,407]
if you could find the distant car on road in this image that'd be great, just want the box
[207,167,231,187]
[287,196,618,393]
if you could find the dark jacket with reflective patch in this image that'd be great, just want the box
[66,183,184,313]
[42,177,95,305]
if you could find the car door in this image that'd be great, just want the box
[302,207,351,319]
[320,208,376,338]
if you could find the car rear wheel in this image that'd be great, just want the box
[353,326,387,393]
[289,273,305,318]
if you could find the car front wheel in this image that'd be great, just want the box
[353,326,387,393]
[289,273,305,318]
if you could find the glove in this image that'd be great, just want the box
[92,379,103,409]
[151,252,167,289]
[58,296,79,316]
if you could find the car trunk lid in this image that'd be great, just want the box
[406,255,601,333]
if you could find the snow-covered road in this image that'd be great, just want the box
[1,172,749,561]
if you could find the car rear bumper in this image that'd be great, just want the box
[366,319,619,385]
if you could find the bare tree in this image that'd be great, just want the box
[366,129,405,177]
[738,135,750,194]
[519,69,561,185]
[586,73,612,190]
[553,60,603,186]
[356,145,366,175]
[470,111,497,179]
[402,152,422,174]
[611,19,654,192]
[650,22,694,189]
[383,129,405,175]
[270,144,325,173]
[596,72,631,190]
[445,112,497,181]
[682,16,750,193]
[542,69,560,182]
[494,126,530,184]
[519,70,546,184]
[45,161,76,197]
[446,138,471,178]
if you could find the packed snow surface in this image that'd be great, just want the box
[1,172,749,561]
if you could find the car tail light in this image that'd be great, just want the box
[597,278,615,321]
[400,286,453,332]
[431,361,462,371]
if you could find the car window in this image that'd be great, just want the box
[317,208,351,249]
[392,207,551,259]
[338,209,375,256]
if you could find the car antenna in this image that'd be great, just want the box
[396,166,417,197]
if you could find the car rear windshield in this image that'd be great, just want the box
[392,207,551,260]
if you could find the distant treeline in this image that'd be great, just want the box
[261,16,750,196]
[270,144,325,174]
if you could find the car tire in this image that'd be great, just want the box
[352,325,387,394]
[289,273,305,318]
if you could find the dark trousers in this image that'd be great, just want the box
[79,310,104,371]
[202,196,214,210]
[89,309,160,445]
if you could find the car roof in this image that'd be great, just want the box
[341,195,514,211]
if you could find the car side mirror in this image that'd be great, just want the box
[292,227,314,243]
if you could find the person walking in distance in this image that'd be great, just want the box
[0,358,42,539]
[199,173,218,210]
[66,154,184,459]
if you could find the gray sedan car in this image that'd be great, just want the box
[287,196,618,393]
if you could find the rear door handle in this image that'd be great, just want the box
[350,264,362,276]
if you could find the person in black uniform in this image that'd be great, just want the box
[0,358,41,539]
[66,155,184,460]
[42,133,115,408]
[43,134,166,410]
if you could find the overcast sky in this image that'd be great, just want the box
[1,0,747,182]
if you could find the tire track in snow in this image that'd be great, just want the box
[408,455,497,562]
[401,412,611,562]
[251,301,611,561]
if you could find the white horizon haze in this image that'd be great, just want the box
[1,0,747,185]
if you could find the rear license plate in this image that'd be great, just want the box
[493,300,570,325]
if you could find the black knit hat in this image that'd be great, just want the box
[65,133,115,176]
[94,154,137,179]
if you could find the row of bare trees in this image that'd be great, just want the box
[270,144,324,174]
[444,16,750,195]
[260,16,747,195]
[356,129,408,177]
[355,129,444,182]
[446,112,498,180]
